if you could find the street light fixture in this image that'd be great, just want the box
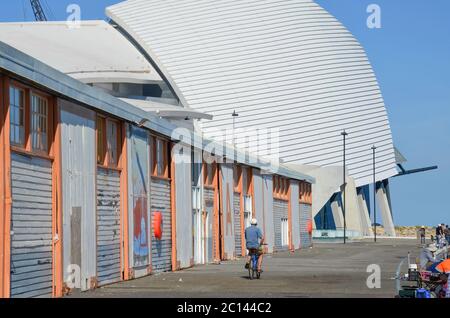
[341,130,348,244]
[371,145,377,243]
[232,110,239,146]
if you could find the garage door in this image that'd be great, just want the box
[300,203,313,248]
[150,178,172,272]
[204,188,214,263]
[233,192,242,257]
[10,153,53,298]
[273,199,288,251]
[96,168,121,286]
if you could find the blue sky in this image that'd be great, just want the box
[1,1,449,226]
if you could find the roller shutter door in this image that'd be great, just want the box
[204,188,214,263]
[273,199,288,251]
[233,193,242,257]
[300,203,313,248]
[10,153,53,298]
[96,168,121,286]
[150,178,172,272]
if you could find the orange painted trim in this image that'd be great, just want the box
[150,175,171,182]
[202,209,207,263]
[52,98,63,297]
[218,165,225,261]
[1,76,12,298]
[212,163,220,262]
[287,180,294,252]
[119,123,130,280]
[0,75,4,298]
[9,146,55,161]
[170,143,178,271]
[250,169,255,219]
[0,75,6,298]
[238,169,246,257]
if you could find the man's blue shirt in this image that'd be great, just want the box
[245,225,262,249]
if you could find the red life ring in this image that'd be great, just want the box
[153,211,163,239]
[307,220,313,234]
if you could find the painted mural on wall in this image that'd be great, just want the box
[131,126,150,267]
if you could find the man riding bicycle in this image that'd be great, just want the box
[244,218,265,273]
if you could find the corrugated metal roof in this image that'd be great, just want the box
[0,20,161,83]
[0,40,314,183]
[106,0,398,187]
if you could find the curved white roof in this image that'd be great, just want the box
[0,20,162,83]
[106,0,397,187]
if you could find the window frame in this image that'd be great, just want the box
[9,85,26,148]
[233,165,242,193]
[151,135,169,179]
[242,167,252,195]
[96,115,122,169]
[30,92,50,154]
[299,181,312,204]
[8,80,54,159]
[203,161,217,188]
[273,175,289,200]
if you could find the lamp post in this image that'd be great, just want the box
[372,145,377,243]
[232,110,239,146]
[341,130,348,244]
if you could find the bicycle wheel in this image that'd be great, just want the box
[256,271,261,279]
[248,260,253,280]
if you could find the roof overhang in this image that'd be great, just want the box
[120,98,213,120]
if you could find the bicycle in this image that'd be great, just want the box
[248,243,267,280]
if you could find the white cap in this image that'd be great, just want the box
[251,218,258,225]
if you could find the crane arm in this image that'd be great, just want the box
[30,0,47,21]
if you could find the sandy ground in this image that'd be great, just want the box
[68,238,422,298]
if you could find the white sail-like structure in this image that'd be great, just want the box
[107,0,397,188]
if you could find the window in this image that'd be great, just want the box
[204,162,216,187]
[284,179,289,199]
[191,150,202,186]
[31,94,48,152]
[233,166,241,192]
[97,116,121,168]
[106,120,119,166]
[97,117,105,164]
[273,176,278,196]
[156,139,164,176]
[151,136,168,178]
[243,167,252,195]
[9,86,25,146]
[273,176,289,200]
[9,83,53,156]
[300,181,312,204]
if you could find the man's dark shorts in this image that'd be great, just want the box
[247,247,263,256]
